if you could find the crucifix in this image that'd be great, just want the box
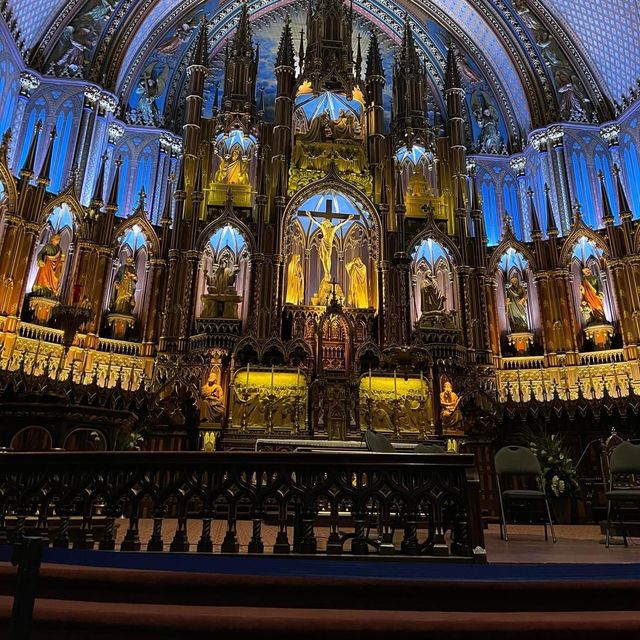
[300,199,359,282]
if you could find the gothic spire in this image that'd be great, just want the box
[528,187,541,238]
[365,31,384,79]
[597,171,615,223]
[20,119,42,179]
[233,1,254,58]
[190,19,209,68]
[445,46,462,91]
[37,126,57,186]
[298,29,305,71]
[107,156,123,210]
[276,14,295,68]
[613,164,632,217]
[91,151,108,205]
[544,183,558,235]
[161,175,174,225]
[400,14,419,68]
[355,33,363,81]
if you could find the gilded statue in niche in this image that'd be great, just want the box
[32,234,65,298]
[207,257,239,295]
[420,269,445,314]
[214,147,250,185]
[440,377,463,433]
[298,108,362,144]
[580,267,606,325]
[111,256,138,314]
[346,257,368,308]
[285,254,305,305]
[200,370,225,424]
[505,273,529,332]
[307,212,355,281]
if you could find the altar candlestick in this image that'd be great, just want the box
[297,366,301,391]
[246,363,250,386]
[369,367,372,392]
[271,365,274,393]
[394,369,397,400]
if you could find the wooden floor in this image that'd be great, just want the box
[484,524,640,563]
[101,519,640,563]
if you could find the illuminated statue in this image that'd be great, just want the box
[505,273,529,332]
[111,256,138,314]
[580,267,606,324]
[212,257,239,294]
[285,254,305,305]
[307,212,354,281]
[200,370,225,423]
[214,147,250,185]
[32,234,64,297]
[420,269,445,313]
[440,378,463,432]
[407,166,431,198]
[346,256,368,308]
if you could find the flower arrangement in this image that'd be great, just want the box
[528,432,580,499]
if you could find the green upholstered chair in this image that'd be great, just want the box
[605,440,640,548]
[364,429,396,453]
[494,445,557,543]
[414,443,447,454]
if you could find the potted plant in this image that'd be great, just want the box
[528,431,580,523]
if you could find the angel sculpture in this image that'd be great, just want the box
[471,89,504,154]
[135,63,169,126]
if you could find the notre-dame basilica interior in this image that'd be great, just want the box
[0,0,639,455]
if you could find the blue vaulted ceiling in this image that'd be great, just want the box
[8,0,640,142]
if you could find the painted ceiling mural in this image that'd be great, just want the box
[8,0,640,146]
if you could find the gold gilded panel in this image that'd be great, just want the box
[230,369,308,431]
[359,374,434,436]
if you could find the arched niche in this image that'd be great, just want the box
[10,426,52,451]
[197,224,251,324]
[569,236,615,328]
[63,428,107,452]
[410,237,457,325]
[209,131,256,206]
[396,144,438,196]
[496,248,541,355]
[293,88,364,141]
[283,188,377,310]
[105,224,150,340]
[25,202,78,316]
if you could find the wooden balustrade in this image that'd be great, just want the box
[0,451,485,562]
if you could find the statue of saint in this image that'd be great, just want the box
[306,212,355,281]
[214,147,249,185]
[200,370,225,423]
[580,266,606,324]
[211,257,239,295]
[285,254,305,305]
[407,166,431,198]
[420,269,445,313]
[346,256,368,308]
[111,256,138,314]
[440,377,463,432]
[505,273,529,332]
[32,234,65,297]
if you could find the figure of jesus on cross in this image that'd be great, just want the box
[303,198,357,282]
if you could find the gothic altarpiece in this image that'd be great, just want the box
[1,1,640,453]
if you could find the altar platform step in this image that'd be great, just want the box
[2,596,639,640]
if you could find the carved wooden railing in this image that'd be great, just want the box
[0,451,485,562]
